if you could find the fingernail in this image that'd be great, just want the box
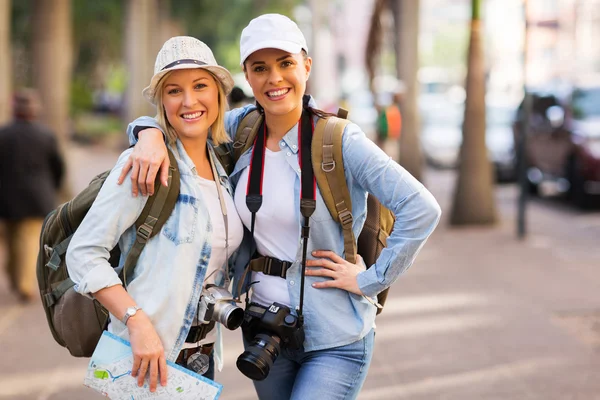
[312,283,316,287]
[312,251,316,255]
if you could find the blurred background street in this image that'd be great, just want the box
[2,0,600,399]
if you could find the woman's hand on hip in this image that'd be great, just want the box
[117,128,169,197]
[127,311,168,392]
[305,250,365,295]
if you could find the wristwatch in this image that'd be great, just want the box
[121,306,142,326]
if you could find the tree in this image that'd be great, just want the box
[449,0,497,225]
[365,0,423,182]
[393,0,423,182]
[31,0,73,143]
[0,0,11,124]
[124,0,157,125]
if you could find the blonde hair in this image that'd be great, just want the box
[154,70,230,146]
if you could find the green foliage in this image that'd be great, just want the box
[72,0,124,85]
[421,26,469,70]
[10,0,31,46]
[104,64,127,94]
[71,75,94,116]
[9,0,301,118]
[170,0,301,71]
[472,0,481,21]
[72,112,123,143]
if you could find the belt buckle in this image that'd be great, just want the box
[264,257,272,275]
[187,350,210,375]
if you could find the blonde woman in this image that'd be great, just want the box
[67,37,244,392]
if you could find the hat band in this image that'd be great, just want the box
[161,59,207,71]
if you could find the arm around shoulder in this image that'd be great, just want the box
[126,116,164,146]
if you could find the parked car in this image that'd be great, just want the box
[513,86,600,208]
[420,95,517,181]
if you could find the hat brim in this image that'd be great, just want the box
[143,64,235,105]
[240,40,304,66]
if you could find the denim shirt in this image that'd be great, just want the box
[127,98,442,351]
[66,139,234,367]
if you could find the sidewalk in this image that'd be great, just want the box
[0,144,599,399]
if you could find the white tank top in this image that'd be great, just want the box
[234,148,299,308]
[185,175,244,347]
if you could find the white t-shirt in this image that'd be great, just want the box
[184,175,244,348]
[234,148,299,308]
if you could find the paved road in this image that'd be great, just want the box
[0,144,599,399]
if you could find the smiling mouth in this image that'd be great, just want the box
[266,88,290,98]
[181,111,204,119]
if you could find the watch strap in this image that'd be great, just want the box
[122,306,141,325]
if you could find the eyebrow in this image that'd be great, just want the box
[164,77,209,87]
[250,55,293,66]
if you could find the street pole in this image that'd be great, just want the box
[517,0,530,239]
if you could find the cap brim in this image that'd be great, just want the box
[240,40,304,65]
[143,64,235,105]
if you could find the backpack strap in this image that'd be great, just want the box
[213,144,235,176]
[312,116,356,263]
[121,148,180,287]
[232,110,263,161]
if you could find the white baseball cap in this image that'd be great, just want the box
[143,36,235,104]
[239,14,308,66]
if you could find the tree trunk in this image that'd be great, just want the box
[0,0,10,125]
[450,0,497,225]
[395,0,423,182]
[124,0,157,126]
[32,0,73,142]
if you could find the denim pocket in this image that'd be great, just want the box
[162,194,198,245]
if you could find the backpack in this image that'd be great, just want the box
[36,149,180,357]
[216,109,395,314]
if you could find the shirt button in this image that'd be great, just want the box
[289,280,295,286]
[292,145,297,150]
[286,151,291,156]
[280,141,286,147]
[297,167,301,173]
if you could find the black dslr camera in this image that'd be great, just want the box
[236,302,304,381]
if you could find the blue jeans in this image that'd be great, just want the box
[243,329,375,400]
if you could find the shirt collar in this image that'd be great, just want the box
[278,95,318,154]
[171,139,228,183]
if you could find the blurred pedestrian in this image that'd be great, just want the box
[228,85,253,109]
[0,89,64,302]
[120,13,441,400]
[376,89,404,149]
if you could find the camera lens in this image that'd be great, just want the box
[236,333,281,381]
[222,306,244,330]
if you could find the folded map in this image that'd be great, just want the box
[84,331,222,399]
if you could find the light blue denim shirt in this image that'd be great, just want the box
[127,97,441,351]
[66,139,235,367]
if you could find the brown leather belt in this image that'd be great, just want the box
[250,256,293,278]
[175,342,214,366]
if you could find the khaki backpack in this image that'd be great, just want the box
[36,149,180,357]
[216,109,395,314]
